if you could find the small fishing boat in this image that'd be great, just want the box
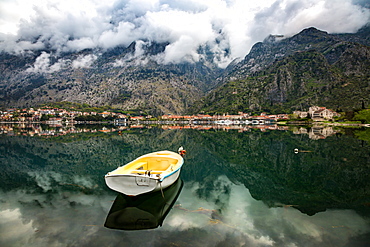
[105,149,184,196]
[104,178,183,230]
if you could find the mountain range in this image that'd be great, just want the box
[1,25,369,115]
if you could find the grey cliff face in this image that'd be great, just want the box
[0,41,222,115]
[190,27,370,114]
[1,26,369,114]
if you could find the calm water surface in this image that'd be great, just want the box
[0,126,369,246]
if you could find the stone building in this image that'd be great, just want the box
[308,106,340,121]
[293,106,340,121]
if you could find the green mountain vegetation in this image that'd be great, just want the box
[191,32,370,114]
[40,101,146,115]
[0,42,221,115]
[0,26,369,115]
[354,109,370,124]
[193,52,369,114]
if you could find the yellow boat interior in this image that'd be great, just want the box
[109,155,180,177]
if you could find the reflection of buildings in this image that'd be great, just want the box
[0,123,291,137]
[160,112,289,123]
[0,124,121,137]
[309,126,338,140]
[292,126,339,140]
[160,124,289,132]
[0,123,338,139]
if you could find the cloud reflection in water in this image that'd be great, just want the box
[0,175,369,247]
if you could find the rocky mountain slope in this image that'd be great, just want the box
[0,26,369,115]
[192,26,370,114]
[0,41,222,115]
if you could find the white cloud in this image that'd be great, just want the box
[72,54,98,68]
[66,37,96,52]
[0,0,369,67]
[98,21,137,49]
[112,59,126,67]
[112,40,150,66]
[25,52,52,74]
[25,52,66,73]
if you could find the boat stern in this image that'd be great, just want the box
[105,174,158,196]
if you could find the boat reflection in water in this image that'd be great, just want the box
[104,178,183,230]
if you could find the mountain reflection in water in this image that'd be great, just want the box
[0,127,369,246]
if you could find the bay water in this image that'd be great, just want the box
[0,125,369,246]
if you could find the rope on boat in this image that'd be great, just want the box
[159,181,165,199]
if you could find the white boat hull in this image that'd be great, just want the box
[105,150,183,196]
[105,169,181,196]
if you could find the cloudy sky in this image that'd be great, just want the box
[0,0,369,67]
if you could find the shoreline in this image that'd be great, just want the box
[1,120,369,127]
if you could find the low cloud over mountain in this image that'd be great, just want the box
[1,0,369,68]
